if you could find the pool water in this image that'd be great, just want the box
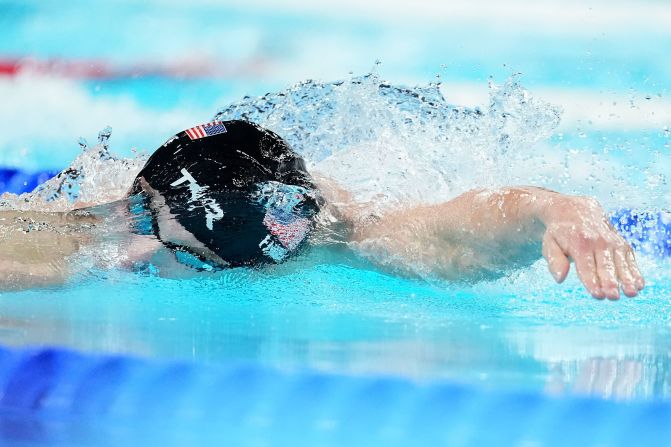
[0,245,669,397]
[1,0,671,444]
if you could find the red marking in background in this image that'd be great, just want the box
[0,56,269,79]
[0,60,20,76]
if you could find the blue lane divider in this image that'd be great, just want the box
[609,209,671,257]
[0,345,669,447]
[0,168,58,195]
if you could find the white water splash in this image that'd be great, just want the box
[0,127,146,212]
[213,74,667,210]
[3,73,668,215]
[211,75,559,208]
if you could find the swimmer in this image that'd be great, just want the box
[0,120,645,299]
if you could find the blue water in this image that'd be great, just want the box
[1,0,671,444]
[1,346,670,447]
[1,242,670,394]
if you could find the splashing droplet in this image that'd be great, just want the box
[97,126,112,147]
[78,137,88,151]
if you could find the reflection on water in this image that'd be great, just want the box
[0,259,669,401]
[552,358,644,400]
[510,326,671,400]
[546,356,671,401]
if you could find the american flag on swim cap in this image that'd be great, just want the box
[263,211,311,250]
[185,121,227,140]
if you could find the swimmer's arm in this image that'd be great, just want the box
[350,187,645,300]
[0,210,97,291]
[0,258,71,291]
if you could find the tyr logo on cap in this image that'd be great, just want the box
[170,168,224,230]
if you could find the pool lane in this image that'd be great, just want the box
[0,344,669,447]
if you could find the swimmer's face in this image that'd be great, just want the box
[133,177,229,266]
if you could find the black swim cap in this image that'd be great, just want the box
[130,120,321,267]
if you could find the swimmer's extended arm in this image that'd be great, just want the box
[0,208,170,290]
[0,210,98,291]
[349,187,645,300]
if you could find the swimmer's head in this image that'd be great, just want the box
[128,120,321,268]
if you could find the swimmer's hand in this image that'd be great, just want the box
[539,194,644,299]
[347,187,644,300]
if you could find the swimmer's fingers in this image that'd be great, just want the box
[571,249,605,299]
[543,229,603,298]
[614,249,639,298]
[599,215,643,298]
[595,248,620,300]
[542,232,569,283]
[615,243,645,297]
[628,249,645,290]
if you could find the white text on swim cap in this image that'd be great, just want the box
[170,168,224,230]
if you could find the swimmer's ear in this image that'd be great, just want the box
[128,176,154,197]
[137,177,153,193]
[132,176,171,212]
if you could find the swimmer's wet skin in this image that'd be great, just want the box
[0,119,645,299]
